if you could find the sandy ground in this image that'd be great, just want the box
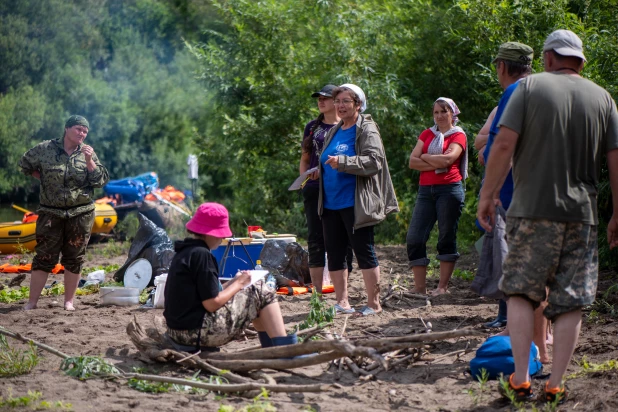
[1,244,618,411]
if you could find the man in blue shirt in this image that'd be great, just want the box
[477,43,536,334]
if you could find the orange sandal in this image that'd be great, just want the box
[542,381,568,404]
[499,373,534,402]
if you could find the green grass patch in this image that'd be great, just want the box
[82,264,120,276]
[297,288,335,332]
[0,286,29,303]
[0,335,39,377]
[0,388,72,410]
[453,268,475,282]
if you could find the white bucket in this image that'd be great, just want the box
[100,287,140,306]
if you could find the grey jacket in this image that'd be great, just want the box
[318,114,399,229]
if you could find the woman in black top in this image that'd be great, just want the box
[164,202,296,350]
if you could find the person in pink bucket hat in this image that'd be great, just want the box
[163,202,298,352]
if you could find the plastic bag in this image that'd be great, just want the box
[83,269,106,287]
[259,240,310,287]
[114,213,174,285]
[153,273,168,309]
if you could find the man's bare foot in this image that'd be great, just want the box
[413,288,427,294]
[64,302,75,311]
[430,288,449,296]
[23,302,37,310]
[540,353,551,364]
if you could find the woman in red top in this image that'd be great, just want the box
[407,97,467,296]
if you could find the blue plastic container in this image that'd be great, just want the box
[211,243,264,278]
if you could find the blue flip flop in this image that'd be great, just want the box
[355,306,380,317]
[334,304,355,314]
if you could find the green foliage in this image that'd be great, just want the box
[60,356,122,380]
[568,356,618,379]
[0,335,39,377]
[297,289,335,331]
[127,378,172,393]
[139,288,152,304]
[0,286,29,304]
[219,388,276,412]
[0,388,72,411]
[465,367,489,405]
[189,0,618,266]
[100,280,124,287]
[453,269,475,282]
[114,213,140,241]
[0,0,211,204]
[0,389,42,409]
[82,264,121,276]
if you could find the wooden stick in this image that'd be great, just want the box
[121,373,328,393]
[402,292,431,300]
[206,351,344,373]
[0,326,70,359]
[344,357,371,376]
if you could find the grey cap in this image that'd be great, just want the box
[543,29,586,62]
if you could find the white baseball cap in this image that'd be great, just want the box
[543,29,586,62]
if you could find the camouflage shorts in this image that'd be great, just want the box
[167,280,277,348]
[499,218,598,320]
[32,210,94,274]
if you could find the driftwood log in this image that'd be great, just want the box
[127,316,484,373]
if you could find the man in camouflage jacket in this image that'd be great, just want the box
[19,115,109,311]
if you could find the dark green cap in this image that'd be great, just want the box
[493,42,534,64]
[65,115,89,130]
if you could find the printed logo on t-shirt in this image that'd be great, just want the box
[335,143,349,154]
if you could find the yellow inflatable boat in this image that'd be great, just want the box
[0,204,118,254]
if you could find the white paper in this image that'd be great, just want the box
[243,270,269,288]
[288,167,318,191]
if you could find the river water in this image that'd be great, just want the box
[0,203,38,223]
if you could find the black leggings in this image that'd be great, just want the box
[302,185,353,270]
[321,207,377,271]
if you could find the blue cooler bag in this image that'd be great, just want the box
[470,335,542,380]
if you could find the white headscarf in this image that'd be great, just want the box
[340,83,367,113]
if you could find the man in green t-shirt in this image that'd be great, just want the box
[478,30,618,404]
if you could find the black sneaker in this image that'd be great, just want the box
[499,373,534,402]
[541,381,568,404]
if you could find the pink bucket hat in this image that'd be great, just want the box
[186,202,233,238]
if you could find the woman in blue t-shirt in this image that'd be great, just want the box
[318,84,399,316]
[299,84,353,294]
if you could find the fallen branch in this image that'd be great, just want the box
[121,372,328,393]
[0,326,69,359]
[127,317,483,373]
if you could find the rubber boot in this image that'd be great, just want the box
[271,333,298,347]
[258,331,273,348]
[484,299,508,328]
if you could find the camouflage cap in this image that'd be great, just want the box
[492,42,534,65]
[65,115,90,130]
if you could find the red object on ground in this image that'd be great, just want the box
[0,263,64,274]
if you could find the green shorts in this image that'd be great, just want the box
[167,281,277,348]
[499,217,598,320]
[32,211,94,274]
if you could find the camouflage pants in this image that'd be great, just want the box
[167,280,277,348]
[32,211,94,274]
[499,218,598,320]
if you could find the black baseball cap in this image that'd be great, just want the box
[311,84,337,98]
